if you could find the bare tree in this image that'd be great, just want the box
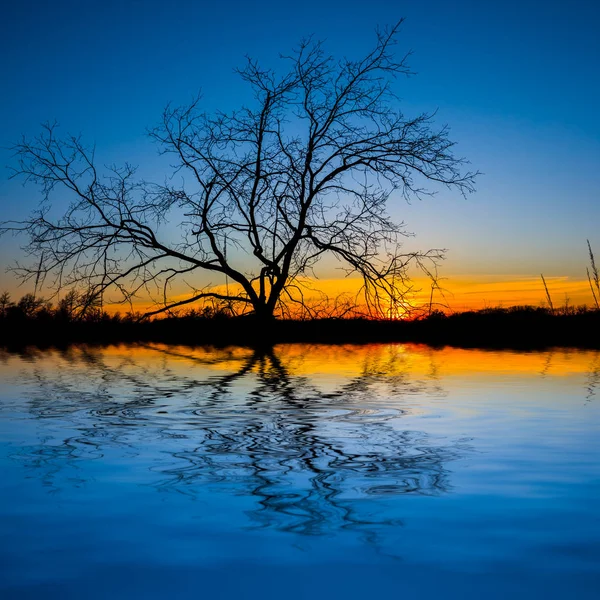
[3,21,476,321]
[0,292,13,317]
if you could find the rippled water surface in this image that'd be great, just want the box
[0,343,599,598]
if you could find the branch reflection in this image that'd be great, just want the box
[9,344,463,537]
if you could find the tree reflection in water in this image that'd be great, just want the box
[6,344,466,538]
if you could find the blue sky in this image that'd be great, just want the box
[1,0,599,297]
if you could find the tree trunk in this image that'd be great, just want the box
[253,301,276,323]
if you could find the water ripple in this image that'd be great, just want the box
[1,344,466,538]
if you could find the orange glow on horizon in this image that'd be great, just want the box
[98,274,598,317]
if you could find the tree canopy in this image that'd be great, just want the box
[3,20,476,320]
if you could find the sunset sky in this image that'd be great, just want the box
[1,0,599,311]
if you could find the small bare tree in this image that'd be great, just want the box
[0,292,13,317]
[3,21,476,321]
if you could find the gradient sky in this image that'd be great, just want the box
[1,0,599,309]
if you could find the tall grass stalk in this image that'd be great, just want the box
[541,273,554,312]
[587,240,600,309]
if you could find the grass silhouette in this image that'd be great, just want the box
[0,295,598,350]
[2,242,599,350]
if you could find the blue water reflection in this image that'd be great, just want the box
[0,344,598,598]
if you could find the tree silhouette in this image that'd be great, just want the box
[4,20,476,320]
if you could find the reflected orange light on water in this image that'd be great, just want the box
[271,344,600,380]
[30,342,598,382]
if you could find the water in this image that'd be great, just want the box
[0,343,598,599]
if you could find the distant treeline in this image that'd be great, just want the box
[1,291,599,350]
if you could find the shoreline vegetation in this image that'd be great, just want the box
[1,293,599,350]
